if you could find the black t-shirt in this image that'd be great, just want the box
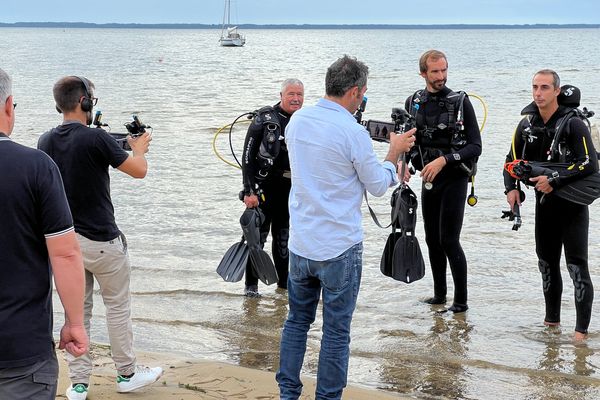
[0,132,74,367]
[38,122,129,241]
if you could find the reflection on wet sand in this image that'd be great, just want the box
[378,311,473,398]
[528,327,597,400]
[230,290,289,371]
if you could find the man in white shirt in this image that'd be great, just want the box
[276,55,415,400]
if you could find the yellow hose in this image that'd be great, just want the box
[465,93,488,206]
[468,93,488,133]
[212,119,251,169]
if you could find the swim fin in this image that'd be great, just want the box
[380,184,425,283]
[505,160,600,206]
[216,236,249,282]
[554,172,600,205]
[240,208,278,286]
[380,232,401,277]
[391,233,425,284]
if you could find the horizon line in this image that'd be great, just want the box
[1,22,599,29]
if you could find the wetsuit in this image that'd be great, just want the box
[242,103,292,289]
[504,103,597,333]
[405,87,482,309]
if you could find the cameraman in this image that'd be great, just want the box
[38,76,162,400]
[241,78,304,296]
[403,50,481,313]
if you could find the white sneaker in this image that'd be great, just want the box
[66,383,88,400]
[116,365,163,393]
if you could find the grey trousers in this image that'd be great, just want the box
[66,234,137,384]
[0,352,58,400]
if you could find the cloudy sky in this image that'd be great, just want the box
[3,0,599,25]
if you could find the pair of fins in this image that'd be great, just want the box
[505,160,600,206]
[216,207,279,285]
[380,184,425,284]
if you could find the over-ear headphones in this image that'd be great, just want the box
[74,76,93,112]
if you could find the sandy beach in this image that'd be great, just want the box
[55,345,405,399]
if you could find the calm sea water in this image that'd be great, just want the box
[3,27,600,399]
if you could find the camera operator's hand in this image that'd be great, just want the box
[397,160,412,183]
[385,128,416,166]
[421,156,446,183]
[127,131,152,155]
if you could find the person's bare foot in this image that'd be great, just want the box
[573,331,588,342]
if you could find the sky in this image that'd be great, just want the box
[2,0,600,25]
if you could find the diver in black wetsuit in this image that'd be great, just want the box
[504,69,597,341]
[241,79,304,296]
[402,50,482,313]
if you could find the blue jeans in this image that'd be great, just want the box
[276,243,363,400]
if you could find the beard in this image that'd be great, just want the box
[430,79,446,91]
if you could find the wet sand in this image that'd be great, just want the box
[55,345,406,399]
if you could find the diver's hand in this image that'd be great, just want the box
[506,189,522,212]
[397,160,412,183]
[128,131,151,155]
[244,194,259,208]
[530,175,553,194]
[420,156,446,183]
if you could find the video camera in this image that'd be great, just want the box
[354,98,415,143]
[93,111,151,151]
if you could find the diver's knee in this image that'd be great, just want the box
[538,259,552,292]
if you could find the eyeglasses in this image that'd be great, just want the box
[80,96,98,106]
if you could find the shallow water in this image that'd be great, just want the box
[3,27,600,399]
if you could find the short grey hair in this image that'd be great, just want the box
[0,68,12,104]
[281,78,304,92]
[534,69,560,89]
[325,55,368,97]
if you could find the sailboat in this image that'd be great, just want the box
[219,0,246,47]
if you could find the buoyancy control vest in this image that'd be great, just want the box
[253,105,284,178]
[407,89,471,172]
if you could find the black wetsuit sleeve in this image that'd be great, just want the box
[503,119,527,192]
[443,96,482,166]
[241,119,263,194]
[552,118,599,188]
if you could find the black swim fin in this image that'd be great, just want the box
[380,232,402,277]
[216,237,249,282]
[240,208,278,286]
[391,233,425,284]
[506,160,600,206]
[249,249,278,285]
[554,172,600,206]
[380,184,425,283]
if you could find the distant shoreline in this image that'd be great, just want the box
[1,22,599,30]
